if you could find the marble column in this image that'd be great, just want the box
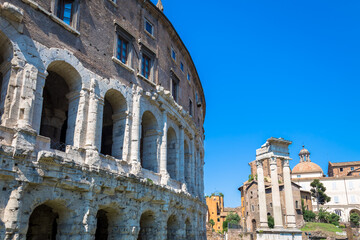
[178,126,185,183]
[283,159,297,228]
[256,159,268,229]
[270,157,283,228]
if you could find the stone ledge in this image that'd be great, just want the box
[112,56,135,73]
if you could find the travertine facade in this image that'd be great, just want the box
[0,0,206,239]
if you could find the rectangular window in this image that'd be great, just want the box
[351,167,354,170]
[180,62,184,71]
[57,0,74,25]
[340,168,343,172]
[187,73,191,81]
[171,48,176,61]
[332,182,336,190]
[297,175,301,178]
[172,79,178,102]
[117,36,128,64]
[142,54,151,79]
[189,99,193,116]
[334,196,339,203]
[145,19,153,35]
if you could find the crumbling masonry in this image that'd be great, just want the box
[0,0,206,239]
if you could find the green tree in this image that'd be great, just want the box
[350,212,360,227]
[310,179,331,211]
[326,213,340,226]
[209,219,215,228]
[248,174,254,182]
[222,212,240,233]
[317,208,330,223]
[268,215,274,228]
[303,210,316,222]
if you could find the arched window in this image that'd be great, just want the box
[39,61,81,151]
[138,211,156,240]
[100,89,127,158]
[26,204,59,240]
[95,210,108,240]
[140,111,158,172]
[0,31,13,123]
[167,215,178,240]
[167,127,177,179]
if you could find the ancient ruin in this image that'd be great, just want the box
[0,0,206,239]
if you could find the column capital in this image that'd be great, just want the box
[283,159,290,167]
[269,156,277,165]
[255,159,263,168]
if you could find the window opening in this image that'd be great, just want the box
[57,0,74,25]
[117,36,128,64]
[142,54,151,79]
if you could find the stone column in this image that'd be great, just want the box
[17,64,38,130]
[130,91,141,163]
[190,139,196,195]
[159,111,168,174]
[256,159,268,229]
[32,71,47,133]
[178,126,185,183]
[85,85,103,151]
[270,156,283,228]
[283,159,297,228]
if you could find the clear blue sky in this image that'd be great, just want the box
[154,0,360,207]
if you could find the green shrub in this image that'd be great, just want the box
[350,212,360,227]
[268,215,274,228]
[303,210,316,222]
[326,213,340,226]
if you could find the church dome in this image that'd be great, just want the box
[292,162,323,174]
[299,147,310,155]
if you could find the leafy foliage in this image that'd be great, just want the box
[248,174,254,182]
[209,219,215,227]
[303,210,316,222]
[326,213,340,226]
[310,179,331,206]
[317,208,329,223]
[222,212,240,233]
[350,212,360,227]
[268,215,274,228]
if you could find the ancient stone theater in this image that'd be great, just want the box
[0,0,206,239]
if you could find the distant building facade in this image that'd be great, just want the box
[206,195,226,232]
[328,161,360,177]
[291,147,360,223]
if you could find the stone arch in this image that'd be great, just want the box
[167,127,178,180]
[350,209,360,215]
[95,209,108,240]
[184,140,191,188]
[138,210,156,240]
[39,60,81,151]
[167,214,179,240]
[0,30,13,123]
[26,200,72,240]
[101,89,127,158]
[185,218,193,240]
[140,111,159,172]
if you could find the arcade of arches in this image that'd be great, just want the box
[0,17,206,239]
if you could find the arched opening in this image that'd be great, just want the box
[39,61,81,151]
[140,111,158,172]
[167,214,178,240]
[251,219,256,232]
[184,140,191,189]
[26,204,59,240]
[138,211,156,240]
[167,127,177,179]
[0,31,13,123]
[100,89,127,158]
[185,218,193,240]
[95,209,108,240]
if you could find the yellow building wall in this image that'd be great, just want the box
[206,195,225,232]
